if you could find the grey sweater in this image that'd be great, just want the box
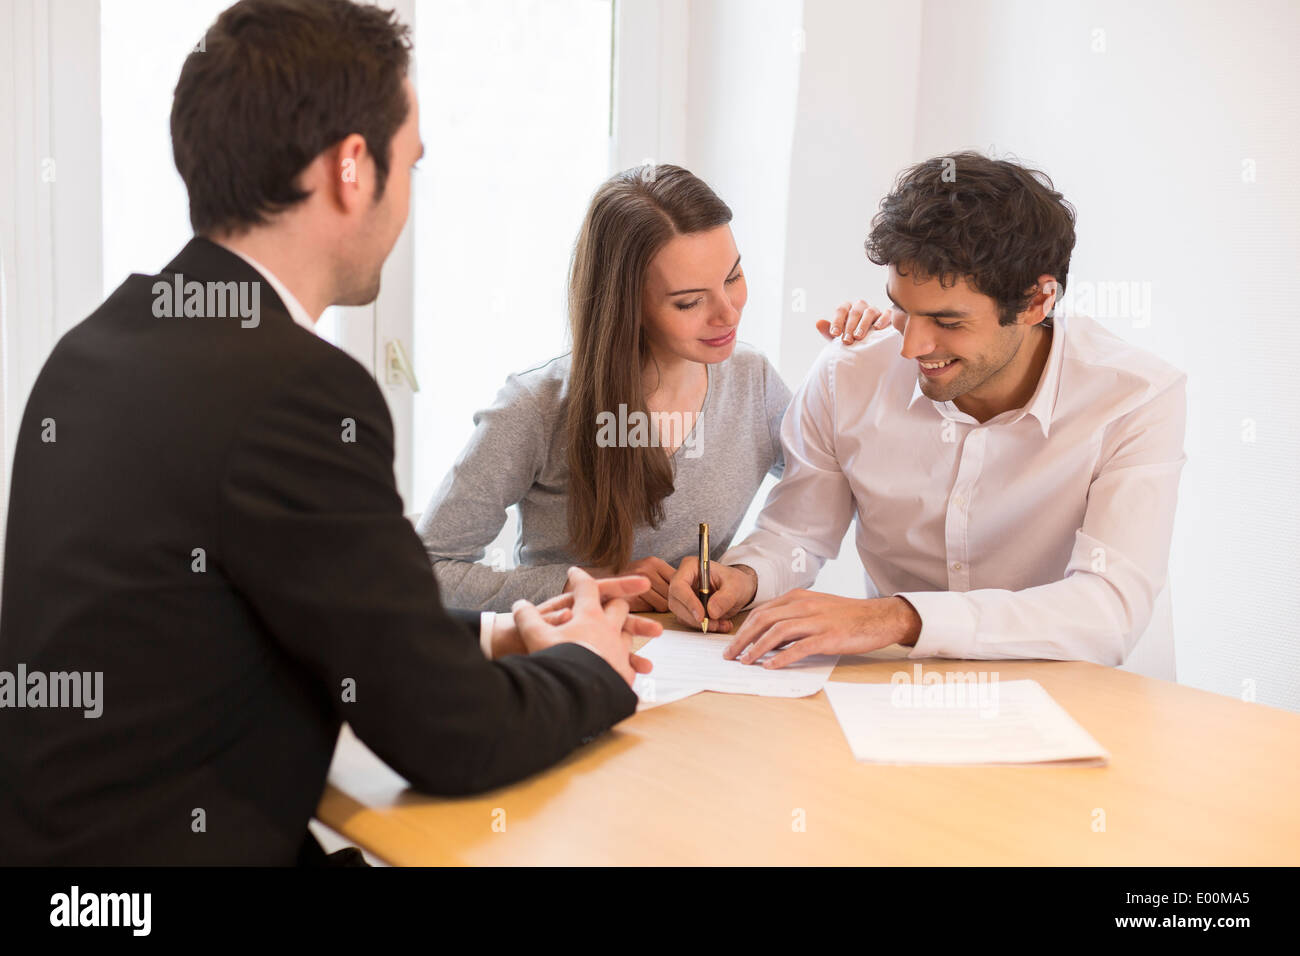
[417,342,793,611]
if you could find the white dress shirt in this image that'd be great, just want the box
[219,244,319,335]
[721,312,1187,666]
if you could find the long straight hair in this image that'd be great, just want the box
[564,165,733,572]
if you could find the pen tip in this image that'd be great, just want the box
[701,618,708,633]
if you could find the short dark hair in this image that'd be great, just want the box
[865,151,1077,325]
[171,0,412,235]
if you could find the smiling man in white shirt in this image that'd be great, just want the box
[667,151,1187,668]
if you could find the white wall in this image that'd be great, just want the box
[409,0,613,522]
[774,0,925,599]
[682,0,804,366]
[670,0,926,599]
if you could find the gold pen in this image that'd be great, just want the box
[696,522,712,633]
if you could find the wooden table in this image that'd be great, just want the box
[317,613,1300,865]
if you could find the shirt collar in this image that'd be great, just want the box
[216,244,319,335]
[907,315,1064,438]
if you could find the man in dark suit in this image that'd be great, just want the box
[0,0,658,864]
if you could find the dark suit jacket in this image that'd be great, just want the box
[0,238,636,864]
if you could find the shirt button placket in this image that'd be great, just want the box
[947,428,985,591]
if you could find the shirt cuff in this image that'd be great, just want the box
[481,613,597,662]
[720,552,780,608]
[894,590,978,659]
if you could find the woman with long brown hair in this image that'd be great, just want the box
[417,164,791,613]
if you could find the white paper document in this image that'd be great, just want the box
[633,627,839,711]
[823,678,1109,766]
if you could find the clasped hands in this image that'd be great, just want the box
[496,566,662,685]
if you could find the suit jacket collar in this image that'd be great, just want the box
[161,237,294,328]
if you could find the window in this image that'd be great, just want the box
[410,0,613,528]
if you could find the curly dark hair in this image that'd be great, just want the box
[865,152,1077,325]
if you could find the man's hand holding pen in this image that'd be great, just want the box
[667,558,758,633]
[667,558,926,668]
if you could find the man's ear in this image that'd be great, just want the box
[1022,273,1059,325]
[329,133,370,214]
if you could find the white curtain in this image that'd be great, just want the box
[0,0,103,592]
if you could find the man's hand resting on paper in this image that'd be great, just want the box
[721,590,923,669]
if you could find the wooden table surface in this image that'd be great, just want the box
[317,613,1300,865]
